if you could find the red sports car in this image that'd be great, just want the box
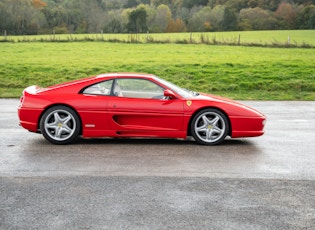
[18,73,266,145]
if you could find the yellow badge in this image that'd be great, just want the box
[186,101,192,106]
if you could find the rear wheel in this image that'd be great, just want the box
[40,106,80,144]
[191,108,229,145]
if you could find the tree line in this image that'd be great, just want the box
[1,0,315,35]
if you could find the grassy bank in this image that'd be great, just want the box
[0,42,314,100]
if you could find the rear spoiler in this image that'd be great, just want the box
[23,85,43,95]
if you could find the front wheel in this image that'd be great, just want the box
[40,106,81,145]
[191,108,229,145]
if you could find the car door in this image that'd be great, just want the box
[77,79,114,137]
[107,78,185,137]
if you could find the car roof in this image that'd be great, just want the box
[96,72,155,79]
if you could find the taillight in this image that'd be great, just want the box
[19,96,24,107]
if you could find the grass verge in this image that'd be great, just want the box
[0,42,314,100]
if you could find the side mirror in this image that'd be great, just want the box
[164,89,177,99]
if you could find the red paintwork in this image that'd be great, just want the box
[18,73,266,140]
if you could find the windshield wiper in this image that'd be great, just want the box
[184,88,199,96]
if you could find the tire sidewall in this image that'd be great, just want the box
[40,105,81,145]
[191,108,229,145]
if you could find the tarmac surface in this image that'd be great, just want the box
[1,99,315,229]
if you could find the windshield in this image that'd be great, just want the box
[154,76,197,98]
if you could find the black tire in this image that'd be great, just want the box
[191,108,229,145]
[40,105,81,144]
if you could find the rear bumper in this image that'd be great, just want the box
[18,107,42,132]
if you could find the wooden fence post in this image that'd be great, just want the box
[287,35,290,46]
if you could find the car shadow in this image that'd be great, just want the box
[30,135,262,157]
[73,136,254,146]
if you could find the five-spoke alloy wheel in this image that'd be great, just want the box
[191,108,229,145]
[40,106,81,144]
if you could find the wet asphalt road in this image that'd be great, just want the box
[1,99,315,229]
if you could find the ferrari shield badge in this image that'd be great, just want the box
[186,100,192,106]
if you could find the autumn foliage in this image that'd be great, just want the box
[0,0,314,35]
[31,0,47,9]
[166,19,187,32]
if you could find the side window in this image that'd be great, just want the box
[115,78,164,99]
[83,80,113,95]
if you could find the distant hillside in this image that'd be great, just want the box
[0,0,314,35]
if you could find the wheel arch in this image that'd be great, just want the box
[187,106,232,137]
[38,103,83,135]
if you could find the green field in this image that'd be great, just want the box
[0,34,315,100]
[2,30,315,47]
